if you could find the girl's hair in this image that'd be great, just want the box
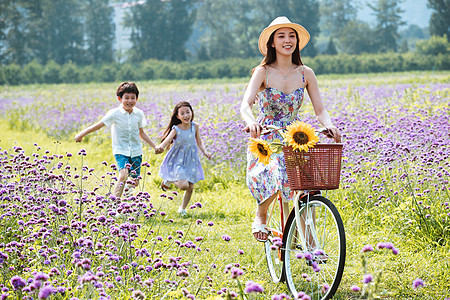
[161,101,195,142]
[116,82,139,98]
[253,28,304,92]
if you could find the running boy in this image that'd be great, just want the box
[75,82,162,197]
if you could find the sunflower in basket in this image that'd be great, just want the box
[248,121,319,165]
[248,137,273,165]
[282,121,319,152]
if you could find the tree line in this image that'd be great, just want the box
[1,50,448,86]
[0,0,448,67]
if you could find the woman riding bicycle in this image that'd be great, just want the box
[240,16,342,242]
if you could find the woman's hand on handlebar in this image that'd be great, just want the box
[243,123,264,138]
[249,123,264,138]
[322,126,342,143]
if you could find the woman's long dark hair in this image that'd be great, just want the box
[161,101,195,142]
[253,28,304,91]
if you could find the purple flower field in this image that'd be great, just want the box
[0,73,449,298]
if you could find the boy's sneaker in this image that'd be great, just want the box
[161,180,171,191]
[177,207,187,216]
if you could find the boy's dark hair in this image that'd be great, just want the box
[116,82,139,98]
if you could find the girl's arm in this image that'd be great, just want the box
[195,124,211,159]
[304,66,342,143]
[155,129,177,153]
[139,128,163,154]
[75,121,105,142]
[240,66,266,138]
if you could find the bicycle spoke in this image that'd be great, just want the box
[283,196,345,300]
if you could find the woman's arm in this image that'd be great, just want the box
[155,129,176,153]
[75,121,105,142]
[195,124,211,159]
[240,66,266,138]
[304,66,342,142]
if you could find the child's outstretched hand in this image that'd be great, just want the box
[204,152,212,159]
[74,134,83,143]
[155,146,164,154]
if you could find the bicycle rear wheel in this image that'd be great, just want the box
[264,197,285,282]
[283,195,345,300]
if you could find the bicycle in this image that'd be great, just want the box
[263,128,346,300]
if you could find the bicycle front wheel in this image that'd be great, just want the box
[264,198,285,283]
[283,195,346,300]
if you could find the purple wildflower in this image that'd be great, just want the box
[34,272,50,282]
[230,267,244,279]
[362,274,373,284]
[131,290,146,300]
[176,268,190,278]
[38,285,56,299]
[222,234,231,242]
[10,275,26,290]
[361,244,374,252]
[351,285,361,292]
[244,281,264,293]
[412,278,424,290]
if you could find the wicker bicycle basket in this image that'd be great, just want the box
[283,143,343,190]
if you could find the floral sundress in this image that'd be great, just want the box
[246,67,305,205]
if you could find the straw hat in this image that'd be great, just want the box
[258,16,310,56]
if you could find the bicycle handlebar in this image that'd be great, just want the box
[244,125,335,139]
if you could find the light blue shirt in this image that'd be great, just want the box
[101,105,147,157]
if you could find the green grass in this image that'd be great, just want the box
[0,71,449,299]
[1,118,448,299]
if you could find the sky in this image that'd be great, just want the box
[358,0,432,28]
[113,0,433,54]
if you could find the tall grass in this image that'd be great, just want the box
[0,71,449,299]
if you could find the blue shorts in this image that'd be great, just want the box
[114,154,142,178]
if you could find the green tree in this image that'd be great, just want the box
[45,0,85,64]
[165,0,196,61]
[263,0,321,57]
[20,0,47,64]
[0,0,10,64]
[323,37,338,55]
[197,0,264,59]
[369,0,406,52]
[320,0,357,36]
[3,0,29,65]
[127,0,196,61]
[415,34,449,55]
[20,0,85,65]
[338,20,376,54]
[399,39,409,53]
[84,0,115,64]
[427,0,450,40]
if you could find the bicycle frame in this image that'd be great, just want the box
[267,190,322,250]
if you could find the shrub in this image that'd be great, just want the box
[2,64,23,85]
[97,64,116,82]
[415,35,449,55]
[0,67,4,85]
[115,63,137,82]
[43,60,61,84]
[22,60,43,84]
[81,65,97,83]
[60,61,81,83]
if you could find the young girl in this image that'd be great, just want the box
[240,16,342,242]
[156,101,211,215]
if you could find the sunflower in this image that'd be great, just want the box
[283,121,319,152]
[248,137,273,165]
